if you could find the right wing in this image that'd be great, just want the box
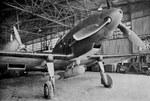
[88,52,150,64]
[89,52,150,59]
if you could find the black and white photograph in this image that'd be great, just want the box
[0,0,150,101]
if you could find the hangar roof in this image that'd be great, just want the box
[0,0,149,44]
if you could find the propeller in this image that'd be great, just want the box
[13,26,26,51]
[106,0,111,9]
[118,23,146,51]
[73,17,111,41]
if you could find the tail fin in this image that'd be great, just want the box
[13,26,22,45]
[13,26,26,51]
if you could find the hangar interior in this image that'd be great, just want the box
[1,0,150,101]
[0,0,150,73]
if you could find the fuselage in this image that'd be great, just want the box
[53,8,123,58]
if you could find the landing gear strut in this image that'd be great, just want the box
[97,58,113,88]
[44,62,55,99]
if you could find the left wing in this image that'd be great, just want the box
[0,51,50,59]
[0,51,74,60]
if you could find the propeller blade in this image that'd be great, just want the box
[118,23,146,51]
[73,17,111,41]
[13,26,22,46]
[106,0,111,9]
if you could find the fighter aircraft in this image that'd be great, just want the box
[0,0,146,99]
[45,2,145,99]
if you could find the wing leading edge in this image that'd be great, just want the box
[88,52,150,59]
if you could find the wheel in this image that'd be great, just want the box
[44,81,54,99]
[101,74,113,88]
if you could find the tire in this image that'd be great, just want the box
[101,74,113,88]
[44,81,54,99]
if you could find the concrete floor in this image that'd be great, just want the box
[0,72,150,101]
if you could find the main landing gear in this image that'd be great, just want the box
[44,62,55,99]
[97,58,113,88]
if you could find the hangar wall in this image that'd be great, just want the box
[101,38,131,55]
[132,16,150,36]
[132,16,150,53]
[132,7,150,53]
